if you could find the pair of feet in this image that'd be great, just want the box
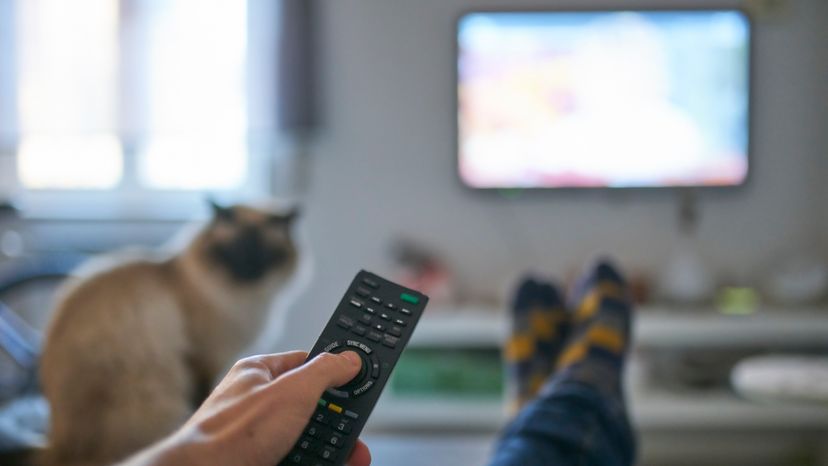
[506,260,633,413]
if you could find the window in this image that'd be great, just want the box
[134,0,248,190]
[1,0,283,219]
[16,0,122,190]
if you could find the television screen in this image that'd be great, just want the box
[457,10,751,188]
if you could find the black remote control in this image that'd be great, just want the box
[279,270,428,466]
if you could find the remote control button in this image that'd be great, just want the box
[401,292,420,304]
[336,315,354,329]
[382,334,399,348]
[317,398,327,408]
[349,299,363,309]
[313,412,330,425]
[325,388,349,399]
[327,403,343,414]
[327,432,344,448]
[380,313,391,321]
[388,325,402,337]
[323,341,341,352]
[373,323,386,332]
[319,446,338,462]
[359,314,372,325]
[364,306,377,314]
[370,296,382,304]
[355,287,370,297]
[345,339,373,354]
[344,410,359,420]
[334,419,352,433]
[370,355,380,378]
[362,277,379,289]
[385,302,398,310]
[306,425,321,437]
[367,331,382,342]
[330,346,369,391]
[399,308,412,316]
[298,437,314,450]
[288,452,303,463]
[394,318,406,326]
[351,325,366,336]
[353,379,374,396]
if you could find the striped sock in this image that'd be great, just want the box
[553,260,632,398]
[505,277,569,414]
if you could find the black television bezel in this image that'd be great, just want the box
[454,6,755,192]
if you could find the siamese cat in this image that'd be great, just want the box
[39,202,299,466]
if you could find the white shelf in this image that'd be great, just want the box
[412,306,828,348]
[369,396,503,431]
[367,390,828,432]
[380,306,828,433]
[632,390,828,429]
[410,307,505,347]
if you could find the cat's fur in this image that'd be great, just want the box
[39,203,299,466]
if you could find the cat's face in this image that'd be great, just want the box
[201,203,299,283]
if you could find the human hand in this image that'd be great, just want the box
[123,351,370,466]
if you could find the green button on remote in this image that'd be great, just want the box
[400,293,419,304]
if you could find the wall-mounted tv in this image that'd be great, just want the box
[457,9,751,189]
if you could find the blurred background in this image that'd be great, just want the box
[0,0,827,464]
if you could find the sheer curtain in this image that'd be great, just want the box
[277,0,318,133]
[0,0,319,218]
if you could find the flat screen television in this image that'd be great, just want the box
[457,9,751,189]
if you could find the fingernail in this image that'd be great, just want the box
[341,351,361,367]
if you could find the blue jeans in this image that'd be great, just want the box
[488,378,636,466]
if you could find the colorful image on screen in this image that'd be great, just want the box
[458,10,750,188]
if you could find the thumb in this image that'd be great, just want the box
[278,351,362,393]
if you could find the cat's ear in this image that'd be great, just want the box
[284,206,300,224]
[268,206,300,226]
[208,199,234,221]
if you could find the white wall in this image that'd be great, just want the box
[819,1,828,258]
[800,0,828,261]
[270,0,828,351]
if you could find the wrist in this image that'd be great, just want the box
[117,427,209,466]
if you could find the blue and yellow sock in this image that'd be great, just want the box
[505,277,569,414]
[553,260,632,398]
